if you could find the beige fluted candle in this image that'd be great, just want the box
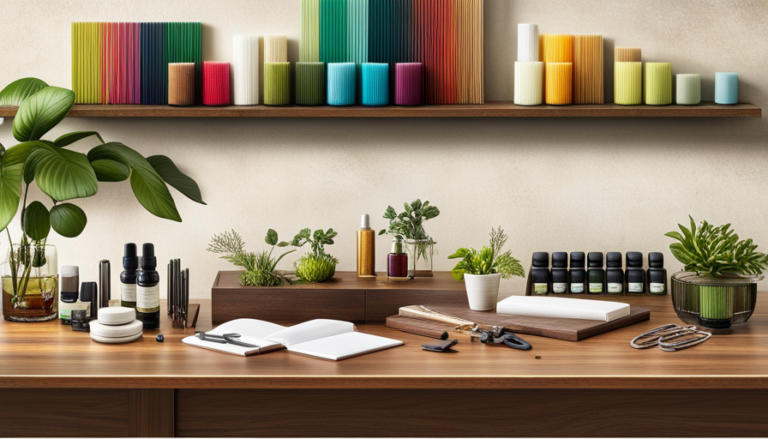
[615,47,641,62]
[574,35,603,104]
[168,63,195,106]
[514,61,543,106]
[264,35,288,63]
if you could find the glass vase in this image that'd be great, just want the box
[671,271,759,332]
[404,238,434,278]
[2,243,58,322]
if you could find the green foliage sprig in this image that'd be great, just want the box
[448,227,526,281]
[290,228,339,283]
[666,216,768,276]
[208,229,295,287]
[378,199,440,244]
[290,228,338,258]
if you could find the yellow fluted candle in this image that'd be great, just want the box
[614,62,642,105]
[545,62,572,105]
[645,62,672,106]
[539,34,573,63]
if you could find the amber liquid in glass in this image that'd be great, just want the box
[2,275,58,322]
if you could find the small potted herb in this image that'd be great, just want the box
[290,228,339,283]
[207,229,295,287]
[379,199,440,277]
[666,216,768,330]
[449,227,525,311]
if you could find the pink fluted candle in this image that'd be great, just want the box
[395,63,422,106]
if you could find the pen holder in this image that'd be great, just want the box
[715,72,739,105]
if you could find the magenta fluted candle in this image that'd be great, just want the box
[395,63,422,106]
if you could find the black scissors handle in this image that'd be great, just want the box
[498,333,532,351]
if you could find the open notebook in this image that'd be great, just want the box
[182,318,403,360]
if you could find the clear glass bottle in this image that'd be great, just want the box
[404,238,434,277]
[2,243,58,322]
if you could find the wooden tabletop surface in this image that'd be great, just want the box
[1,295,767,390]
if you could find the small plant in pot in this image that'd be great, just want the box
[449,227,525,311]
[290,228,339,283]
[379,199,440,277]
[208,229,296,287]
[666,216,768,330]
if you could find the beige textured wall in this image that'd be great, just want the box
[1,0,767,299]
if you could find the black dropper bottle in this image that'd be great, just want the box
[606,252,624,294]
[625,251,645,294]
[531,252,550,295]
[568,252,586,293]
[551,252,568,294]
[647,252,667,295]
[587,252,605,294]
[137,243,160,329]
[120,243,138,309]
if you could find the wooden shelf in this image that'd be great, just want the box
[0,101,760,118]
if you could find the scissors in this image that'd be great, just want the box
[195,332,261,348]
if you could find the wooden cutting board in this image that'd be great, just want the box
[386,303,651,342]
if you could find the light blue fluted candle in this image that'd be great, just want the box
[715,72,739,105]
[327,62,356,106]
[362,63,389,106]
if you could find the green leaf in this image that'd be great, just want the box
[265,229,279,246]
[23,201,50,240]
[54,131,104,147]
[87,142,180,222]
[448,248,470,259]
[30,144,99,200]
[146,155,205,204]
[12,86,75,142]
[90,159,130,182]
[451,269,466,281]
[23,148,47,184]
[2,140,50,167]
[0,164,23,231]
[49,203,87,238]
[0,78,48,106]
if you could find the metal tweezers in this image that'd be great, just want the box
[195,332,261,348]
[630,324,711,351]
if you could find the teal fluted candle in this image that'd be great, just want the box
[362,63,389,106]
[715,72,739,105]
[296,62,325,106]
[327,62,356,106]
[676,74,701,106]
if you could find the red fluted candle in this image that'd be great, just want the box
[395,63,422,106]
[203,61,230,106]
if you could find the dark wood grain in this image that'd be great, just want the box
[176,389,768,437]
[0,102,760,118]
[128,389,174,437]
[366,288,468,322]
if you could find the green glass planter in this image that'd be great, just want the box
[671,272,760,332]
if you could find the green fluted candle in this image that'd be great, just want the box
[676,74,701,105]
[614,62,642,105]
[644,62,672,106]
[296,62,325,106]
[264,62,291,106]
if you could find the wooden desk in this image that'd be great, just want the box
[1,295,767,437]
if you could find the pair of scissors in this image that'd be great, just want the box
[195,332,261,348]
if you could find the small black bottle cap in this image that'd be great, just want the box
[532,252,549,267]
[79,282,98,302]
[570,252,585,268]
[140,243,157,270]
[552,252,568,268]
[123,243,138,270]
[648,252,664,268]
[588,252,604,268]
[606,252,623,268]
[626,251,644,268]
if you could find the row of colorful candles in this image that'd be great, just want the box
[514,23,740,106]
[173,35,423,107]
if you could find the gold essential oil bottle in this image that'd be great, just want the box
[120,243,138,308]
[357,214,376,277]
[136,243,160,329]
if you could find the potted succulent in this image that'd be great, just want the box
[207,229,296,287]
[0,78,204,322]
[449,227,525,311]
[379,199,440,277]
[666,216,768,330]
[290,228,339,283]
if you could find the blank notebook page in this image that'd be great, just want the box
[266,319,354,347]
[288,332,404,361]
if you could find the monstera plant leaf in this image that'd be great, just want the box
[50,203,87,238]
[23,201,50,241]
[147,155,206,205]
[0,77,48,106]
[54,131,104,147]
[0,164,23,232]
[27,145,99,200]
[12,86,75,142]
[87,142,181,222]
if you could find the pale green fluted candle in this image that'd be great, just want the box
[614,62,642,105]
[264,62,291,106]
[644,62,672,106]
[514,61,543,106]
[676,74,701,105]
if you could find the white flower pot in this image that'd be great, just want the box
[464,273,502,311]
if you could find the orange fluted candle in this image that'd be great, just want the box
[545,62,572,105]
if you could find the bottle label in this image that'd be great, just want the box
[628,283,644,293]
[607,283,623,294]
[571,283,584,293]
[121,283,136,302]
[136,284,159,313]
[589,283,603,293]
[534,283,548,295]
[650,283,665,294]
[552,283,567,294]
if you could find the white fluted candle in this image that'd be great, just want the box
[676,74,701,105]
[233,35,259,106]
[518,23,538,62]
[514,61,543,106]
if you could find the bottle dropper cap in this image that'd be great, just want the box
[391,239,403,254]
[140,243,156,270]
[361,214,371,229]
[123,243,138,270]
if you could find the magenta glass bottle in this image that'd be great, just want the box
[387,240,408,278]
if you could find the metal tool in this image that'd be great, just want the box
[471,325,532,350]
[195,331,260,348]
[630,324,711,351]
[99,260,110,309]
[168,259,190,328]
